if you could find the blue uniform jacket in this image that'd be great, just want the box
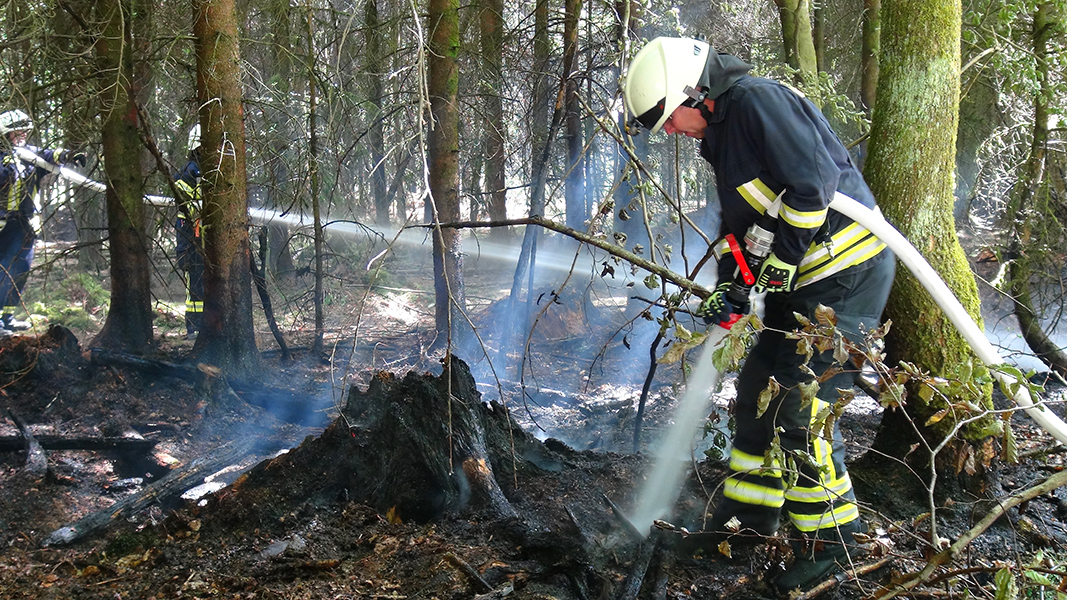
[699,76,886,289]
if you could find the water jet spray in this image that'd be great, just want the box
[629,193,1067,537]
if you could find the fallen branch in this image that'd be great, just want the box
[793,556,892,600]
[874,467,1067,600]
[41,436,259,546]
[443,551,493,594]
[7,411,47,476]
[602,494,645,541]
[617,531,661,600]
[0,434,157,453]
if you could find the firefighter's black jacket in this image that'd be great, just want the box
[699,75,887,288]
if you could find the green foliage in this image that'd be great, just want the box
[104,530,157,558]
[30,272,110,331]
[996,566,1017,600]
[1023,550,1067,600]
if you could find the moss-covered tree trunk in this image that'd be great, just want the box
[89,0,153,352]
[192,0,261,376]
[1006,2,1067,376]
[860,0,880,116]
[863,0,998,457]
[772,0,821,105]
[427,0,468,349]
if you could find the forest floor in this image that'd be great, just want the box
[1,240,1067,600]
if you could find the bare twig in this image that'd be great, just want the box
[412,217,714,300]
[874,467,1067,600]
[793,557,892,600]
[443,551,493,594]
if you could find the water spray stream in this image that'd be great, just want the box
[33,148,1067,449]
[629,325,730,534]
[629,193,1067,540]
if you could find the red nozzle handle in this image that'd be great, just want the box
[725,234,755,285]
[718,312,744,330]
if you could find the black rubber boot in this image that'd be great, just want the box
[774,523,867,596]
[2,313,30,331]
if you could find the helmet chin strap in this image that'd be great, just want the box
[683,85,714,125]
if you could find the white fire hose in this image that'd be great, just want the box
[829,193,1067,445]
[18,147,1067,444]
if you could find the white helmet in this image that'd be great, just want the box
[622,38,711,134]
[187,123,201,151]
[0,109,34,136]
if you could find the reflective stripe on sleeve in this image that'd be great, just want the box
[780,204,828,230]
[729,447,782,478]
[736,178,779,215]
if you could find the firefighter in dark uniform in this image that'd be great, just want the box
[0,109,85,335]
[622,37,895,593]
[175,124,204,338]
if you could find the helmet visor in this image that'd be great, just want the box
[633,97,665,131]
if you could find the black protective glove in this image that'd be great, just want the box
[696,281,750,326]
[60,149,87,168]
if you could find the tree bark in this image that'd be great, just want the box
[480,0,508,238]
[1006,1,1067,376]
[860,0,880,116]
[772,0,821,105]
[192,0,261,375]
[427,0,468,349]
[563,0,585,232]
[366,0,390,227]
[863,0,998,447]
[89,0,154,352]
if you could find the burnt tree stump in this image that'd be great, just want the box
[342,355,518,522]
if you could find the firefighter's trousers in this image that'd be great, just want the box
[711,252,894,553]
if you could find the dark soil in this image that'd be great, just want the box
[2,271,1067,599]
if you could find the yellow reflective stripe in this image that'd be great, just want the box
[809,399,836,482]
[7,177,24,212]
[175,179,201,202]
[788,503,860,532]
[714,238,731,260]
[786,474,853,503]
[780,204,828,230]
[730,448,782,477]
[736,178,778,215]
[185,300,204,313]
[724,477,785,508]
[797,236,886,286]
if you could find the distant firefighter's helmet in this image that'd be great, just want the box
[0,109,34,136]
[187,123,201,152]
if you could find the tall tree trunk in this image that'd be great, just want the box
[563,0,584,232]
[89,0,153,352]
[427,0,467,348]
[53,0,106,272]
[266,0,295,280]
[860,0,880,115]
[772,0,821,105]
[1006,1,1067,376]
[367,0,390,227]
[480,0,507,238]
[307,5,325,354]
[863,0,998,454]
[192,0,261,375]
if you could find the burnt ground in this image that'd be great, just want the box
[1,248,1067,600]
